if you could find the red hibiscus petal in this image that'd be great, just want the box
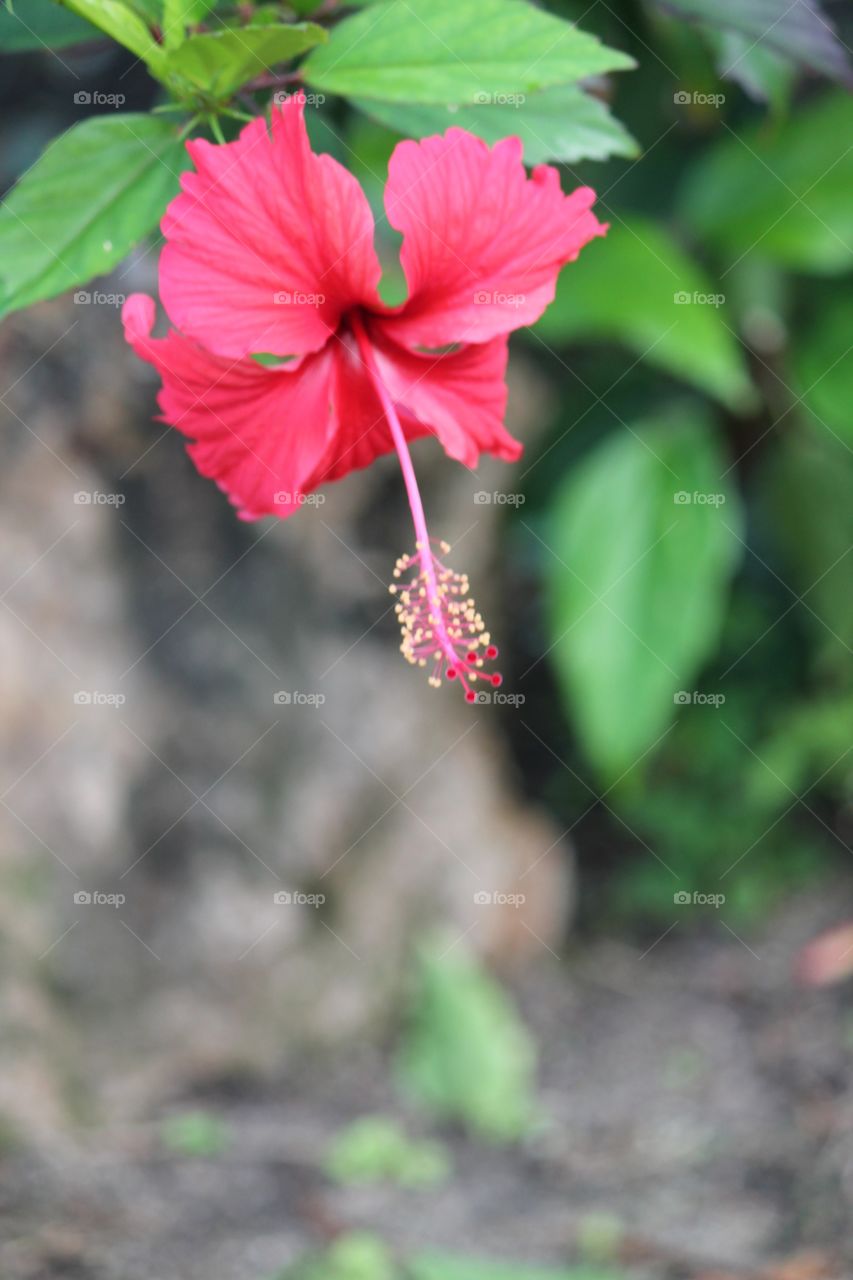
[159,96,383,361]
[382,128,607,349]
[123,294,335,518]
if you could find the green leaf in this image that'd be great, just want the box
[160,1110,229,1156]
[544,411,743,780]
[353,84,638,165]
[764,426,853,677]
[410,1258,623,1280]
[281,1233,397,1280]
[161,0,216,48]
[124,0,161,21]
[57,0,165,68]
[303,0,634,105]
[0,114,190,319]
[533,216,754,412]
[791,296,853,445]
[162,21,326,98]
[0,0,99,50]
[396,938,537,1142]
[679,92,853,275]
[711,29,795,109]
[747,694,853,813]
[325,1116,451,1188]
[656,0,852,87]
[283,1237,624,1280]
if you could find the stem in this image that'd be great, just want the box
[243,69,304,93]
[208,115,227,145]
[178,114,201,140]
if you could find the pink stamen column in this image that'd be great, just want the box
[351,313,501,702]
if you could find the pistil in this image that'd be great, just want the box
[351,313,502,702]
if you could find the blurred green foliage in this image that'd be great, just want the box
[410,1260,624,1280]
[277,1232,398,1280]
[679,94,853,274]
[325,1116,451,1188]
[276,1232,626,1280]
[508,4,852,925]
[396,939,538,1141]
[544,408,743,779]
[533,219,753,410]
[159,1109,230,1156]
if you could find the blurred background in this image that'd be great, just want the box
[1,1,852,1277]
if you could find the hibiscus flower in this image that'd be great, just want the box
[123,94,605,700]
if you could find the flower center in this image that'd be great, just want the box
[350,313,503,703]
